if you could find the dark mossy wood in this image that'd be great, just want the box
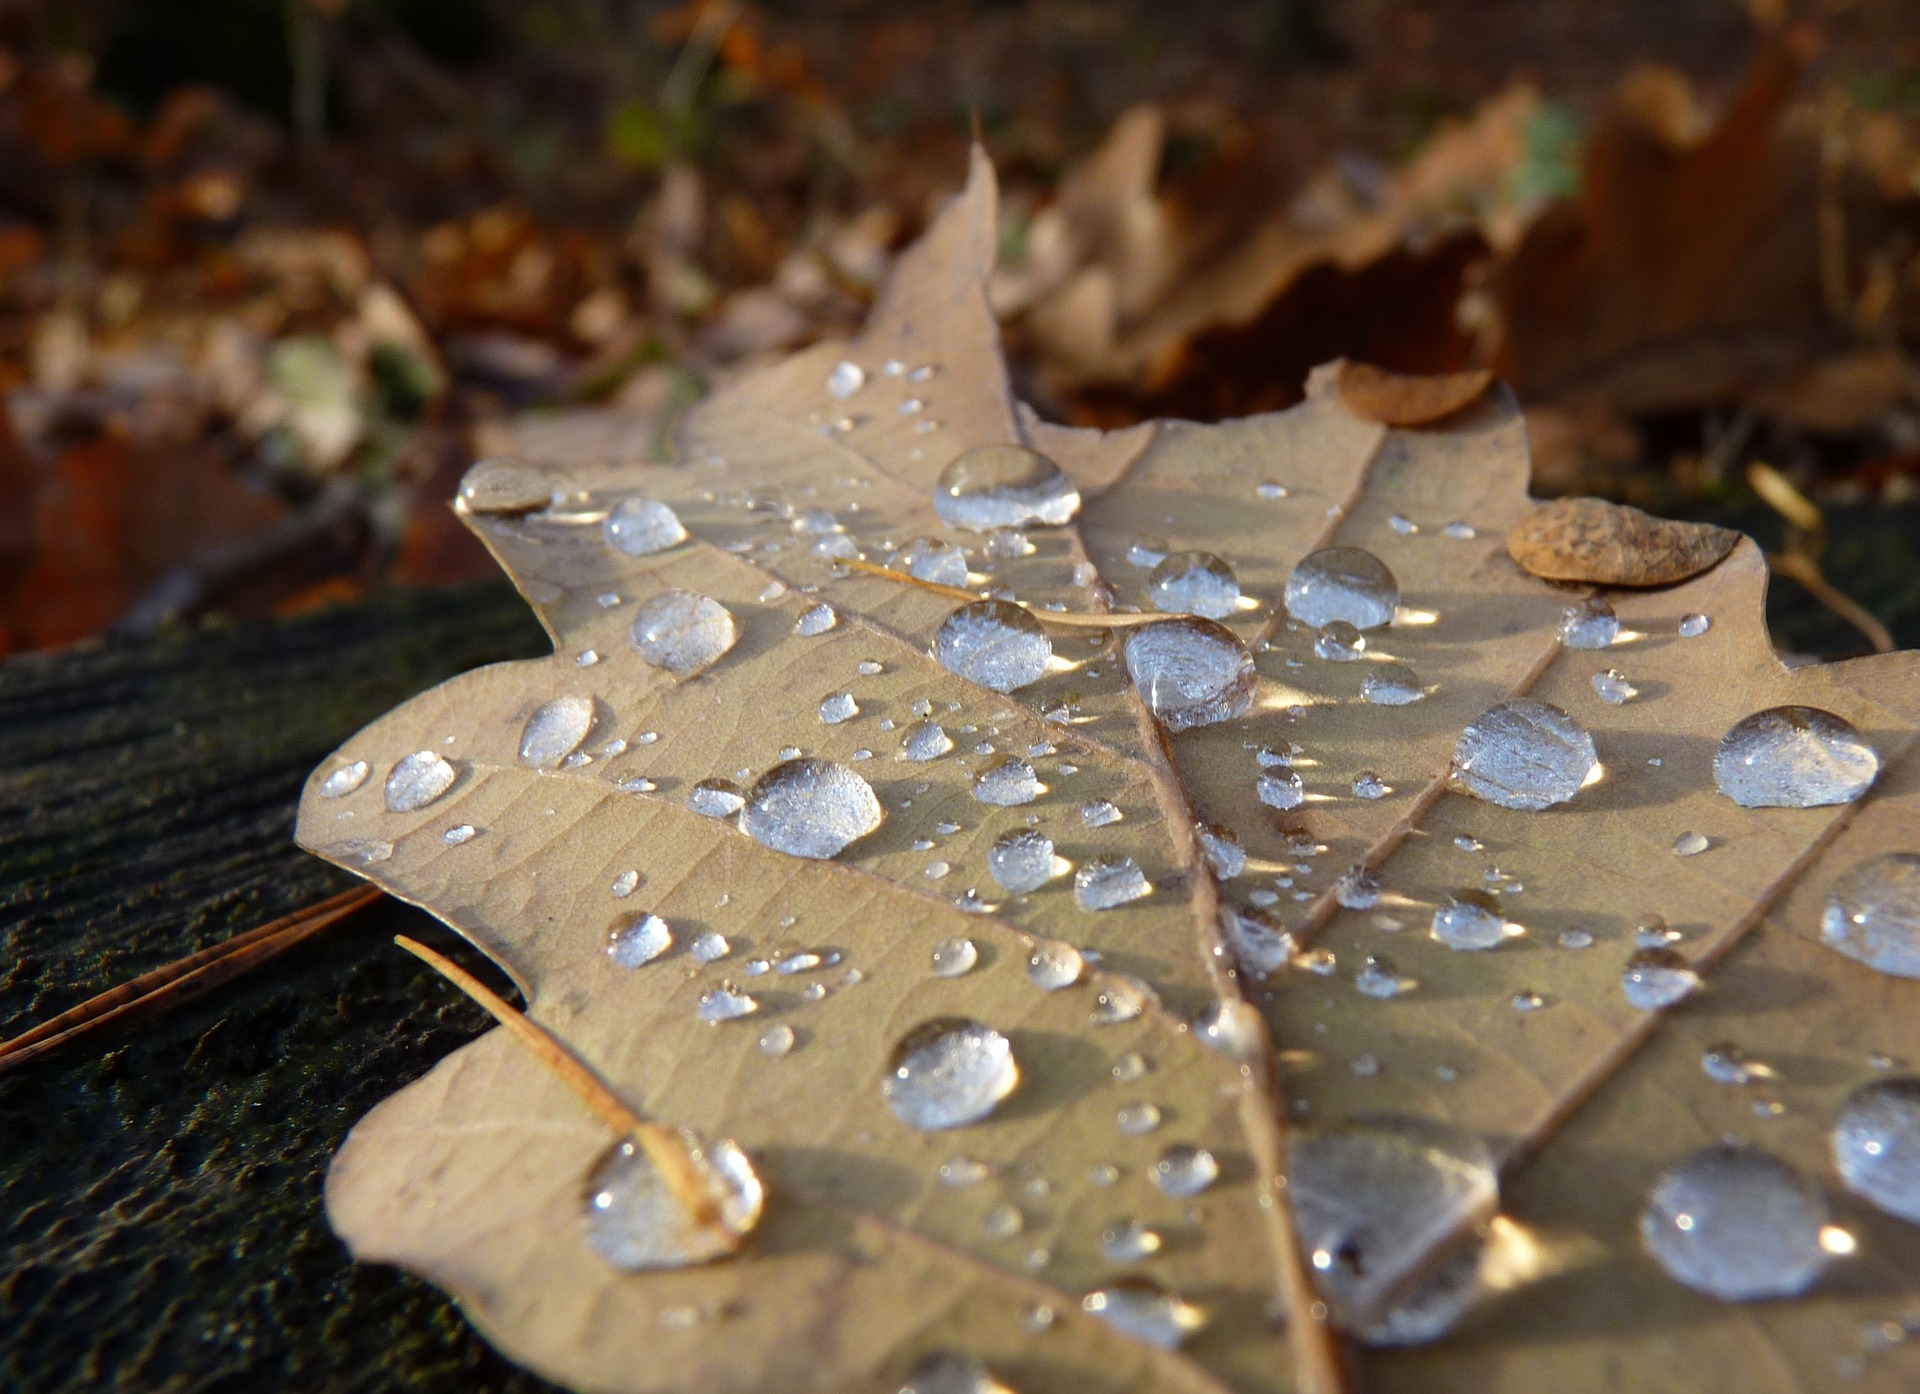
[0,583,568,1393]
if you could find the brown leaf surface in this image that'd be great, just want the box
[299,150,1920,1394]
[1335,361,1495,428]
[1506,497,1741,587]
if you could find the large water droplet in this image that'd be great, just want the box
[1361,663,1426,707]
[1431,890,1507,951]
[583,1130,762,1270]
[934,445,1081,531]
[900,536,970,587]
[1026,940,1085,990]
[1123,618,1256,733]
[1714,706,1878,808]
[630,591,738,675]
[386,751,457,812]
[989,828,1059,892]
[1152,1144,1219,1198]
[1622,946,1699,1009]
[1080,1279,1208,1349]
[1822,853,1920,977]
[1223,907,1294,978]
[933,601,1052,693]
[459,458,558,514]
[1285,547,1400,630]
[603,497,687,556]
[1449,700,1597,810]
[974,757,1044,806]
[1559,597,1619,650]
[739,758,883,859]
[1640,1144,1829,1301]
[882,1018,1019,1130]
[520,695,595,767]
[1833,1078,1920,1222]
[1075,856,1150,910]
[898,1352,1014,1394]
[609,913,673,967]
[320,760,369,798]
[1289,1116,1498,1343]
[1147,551,1241,619]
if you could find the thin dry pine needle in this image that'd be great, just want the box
[392,934,726,1232]
[837,556,1165,628]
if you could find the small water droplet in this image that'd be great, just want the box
[334,837,393,863]
[1081,1279,1208,1349]
[609,914,673,967]
[1075,857,1151,910]
[900,536,970,587]
[520,695,596,767]
[898,1352,1012,1394]
[897,721,954,762]
[972,757,1043,807]
[320,761,369,798]
[1147,551,1241,619]
[1257,769,1305,811]
[1387,514,1419,535]
[982,1204,1024,1239]
[1279,548,1405,638]
[442,823,477,845]
[1833,1078,1920,1222]
[1092,974,1154,1024]
[1714,706,1878,808]
[1193,998,1263,1061]
[1352,770,1391,800]
[1674,830,1710,857]
[1822,853,1920,977]
[1679,612,1712,638]
[1622,947,1699,1009]
[988,827,1059,892]
[1702,1042,1761,1085]
[739,759,883,859]
[826,360,865,399]
[386,751,457,812]
[1592,669,1638,705]
[1111,1052,1150,1083]
[984,527,1033,559]
[1559,928,1594,949]
[582,1130,762,1271]
[1152,1145,1220,1198]
[691,931,730,962]
[1362,663,1426,705]
[882,1019,1019,1130]
[577,650,601,667]
[1511,989,1545,1012]
[699,984,760,1022]
[1200,826,1247,879]
[818,691,859,725]
[1350,1053,1382,1077]
[1314,621,1366,662]
[1080,798,1123,828]
[1123,618,1256,732]
[1640,1144,1829,1301]
[630,591,738,675]
[1432,890,1508,951]
[603,497,687,556]
[933,601,1052,693]
[1101,1218,1163,1262]
[1335,866,1383,910]
[1559,598,1620,650]
[1442,521,1476,540]
[931,937,979,978]
[1026,940,1085,990]
[1355,953,1414,999]
[1450,700,1597,810]
[1257,480,1291,500]
[758,1023,796,1057]
[1116,1101,1163,1136]
[938,1156,990,1187]
[777,952,823,975]
[1295,946,1338,975]
[794,603,838,637]
[1222,908,1295,978]
[934,445,1081,531]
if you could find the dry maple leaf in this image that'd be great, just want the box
[298,149,1920,1394]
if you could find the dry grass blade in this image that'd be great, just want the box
[0,884,381,1076]
[837,556,1168,627]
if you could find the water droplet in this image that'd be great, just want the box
[1640,1144,1828,1301]
[1336,867,1383,910]
[1833,1078,1920,1222]
[442,823,477,845]
[1352,770,1391,800]
[1592,669,1638,705]
[890,721,951,763]
[939,1156,990,1187]
[1289,1116,1498,1342]
[1147,551,1241,619]
[1622,947,1699,1009]
[688,778,745,819]
[1559,598,1619,650]
[1198,826,1247,880]
[1122,618,1256,733]
[984,527,1033,559]
[1431,890,1507,951]
[1075,857,1150,910]
[1314,621,1366,662]
[931,937,979,978]
[1116,1101,1162,1136]
[1714,706,1878,808]
[520,695,595,767]
[1026,940,1086,990]
[1358,663,1426,709]
[1388,514,1419,535]
[1285,547,1400,630]
[630,591,738,675]
[967,758,1041,808]
[882,1019,1019,1130]
[1258,769,1305,811]
[1449,700,1597,810]
[1355,953,1413,999]
[1822,853,1920,977]
[1511,989,1545,1012]
[607,915,674,968]
[691,931,730,962]
[603,497,687,556]
[1101,1218,1163,1262]
[1092,975,1155,1024]
[1674,830,1710,857]
[1152,1144,1219,1198]
[758,1023,796,1058]
[386,751,457,812]
[777,951,823,975]
[900,536,970,587]
[458,458,559,514]
[699,985,760,1022]
[577,650,601,668]
[819,691,859,724]
[1081,1279,1208,1349]
[1112,1052,1151,1083]
[982,1204,1024,1239]
[934,445,1081,531]
[1702,1042,1760,1085]
[826,360,865,399]
[933,601,1052,693]
[1442,521,1476,540]
[1192,998,1263,1061]
[735,759,883,860]
[320,761,369,798]
[793,604,838,638]
[1351,1053,1382,1077]
[1679,612,1712,638]
[1080,798,1122,828]
[898,1351,1013,1394]
[334,837,393,863]
[1295,945,1338,975]
[582,1130,762,1270]
[1222,908,1294,978]
[988,828,1059,892]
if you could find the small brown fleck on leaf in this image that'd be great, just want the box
[1335,360,1495,427]
[1507,496,1740,587]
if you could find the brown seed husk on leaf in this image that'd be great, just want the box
[1506,495,1740,586]
[1334,360,1495,427]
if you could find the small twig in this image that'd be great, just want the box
[391,935,722,1230]
[837,556,1166,628]
[0,884,381,1075]
[1744,461,1893,654]
[1766,550,1895,654]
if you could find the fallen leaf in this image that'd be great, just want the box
[1507,496,1741,587]
[1335,361,1494,427]
[300,149,1920,1394]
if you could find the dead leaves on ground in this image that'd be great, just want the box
[301,151,1920,1394]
